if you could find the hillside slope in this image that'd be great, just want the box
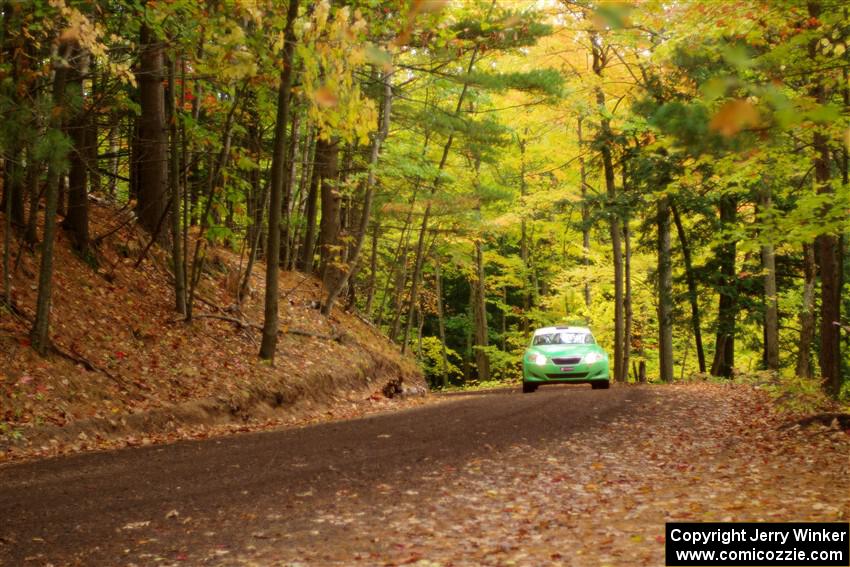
[0,202,425,460]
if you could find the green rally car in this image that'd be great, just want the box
[522,326,610,393]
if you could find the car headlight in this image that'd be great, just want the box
[531,353,547,366]
[584,352,604,364]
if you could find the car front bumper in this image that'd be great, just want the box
[522,359,609,383]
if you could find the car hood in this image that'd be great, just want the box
[526,344,600,357]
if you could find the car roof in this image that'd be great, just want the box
[533,326,591,336]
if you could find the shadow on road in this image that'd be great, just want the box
[436,383,594,397]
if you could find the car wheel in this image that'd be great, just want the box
[522,382,538,393]
[591,381,610,390]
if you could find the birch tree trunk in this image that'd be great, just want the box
[796,243,816,378]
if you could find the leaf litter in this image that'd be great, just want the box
[222,383,849,566]
[0,202,427,463]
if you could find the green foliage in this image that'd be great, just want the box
[6,0,849,401]
[33,130,72,174]
[462,69,564,98]
[450,12,551,50]
[479,345,521,382]
[418,336,464,388]
[736,372,848,414]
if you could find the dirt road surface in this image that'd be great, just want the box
[1,383,847,566]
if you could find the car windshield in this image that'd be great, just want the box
[533,332,593,345]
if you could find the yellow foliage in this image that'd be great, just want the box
[298,0,378,145]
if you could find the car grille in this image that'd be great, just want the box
[551,357,582,365]
[546,372,588,379]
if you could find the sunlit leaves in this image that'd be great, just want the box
[296,1,378,145]
[201,17,259,81]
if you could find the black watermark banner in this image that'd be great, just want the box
[666,522,850,566]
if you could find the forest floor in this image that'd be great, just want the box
[1,382,848,566]
[0,203,425,462]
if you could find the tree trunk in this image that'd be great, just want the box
[797,243,816,378]
[603,133,623,383]
[377,134,428,327]
[621,160,632,382]
[31,44,72,355]
[24,148,40,245]
[129,115,140,204]
[416,305,425,359]
[239,182,268,304]
[166,55,186,315]
[135,24,169,243]
[501,285,507,351]
[401,193,436,352]
[87,58,100,196]
[519,132,532,332]
[108,124,119,196]
[472,240,490,381]
[1,156,24,232]
[814,189,841,394]
[760,187,779,371]
[290,125,314,269]
[578,116,591,309]
[435,257,449,388]
[187,39,202,229]
[238,90,264,304]
[384,212,414,335]
[180,57,192,294]
[299,136,326,274]
[400,36,486,354]
[591,38,624,383]
[1,10,25,230]
[280,110,300,269]
[63,46,90,255]
[259,0,300,361]
[710,195,737,378]
[185,87,241,320]
[463,293,473,383]
[623,218,632,382]
[2,157,10,306]
[317,137,341,286]
[657,195,674,383]
[363,221,380,317]
[671,203,706,374]
[808,1,841,396]
[57,173,67,218]
[322,69,393,315]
